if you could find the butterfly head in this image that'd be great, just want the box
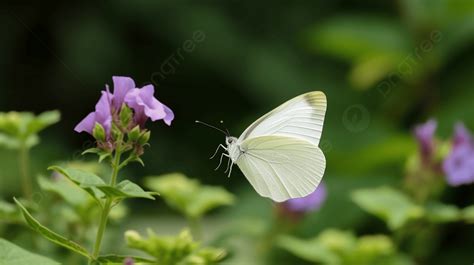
[225,136,238,146]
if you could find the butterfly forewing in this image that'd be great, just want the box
[238,91,327,146]
[237,135,326,202]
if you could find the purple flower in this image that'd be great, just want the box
[443,123,474,186]
[281,183,327,213]
[123,257,134,265]
[109,76,135,112]
[125,84,174,127]
[414,119,437,161]
[452,123,472,148]
[74,90,113,136]
[75,76,174,136]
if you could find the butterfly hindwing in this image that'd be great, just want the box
[236,135,326,202]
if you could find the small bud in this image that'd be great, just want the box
[138,131,151,145]
[92,123,106,142]
[120,104,133,128]
[125,230,142,244]
[128,125,141,142]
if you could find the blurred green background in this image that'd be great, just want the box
[1,0,474,264]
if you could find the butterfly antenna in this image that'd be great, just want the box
[195,120,229,136]
[220,120,231,137]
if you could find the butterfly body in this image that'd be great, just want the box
[226,136,242,162]
[215,91,327,202]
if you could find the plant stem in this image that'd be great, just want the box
[19,143,32,199]
[188,217,203,240]
[90,135,124,263]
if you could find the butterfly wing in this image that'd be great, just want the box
[236,135,326,202]
[238,91,327,146]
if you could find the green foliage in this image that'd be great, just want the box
[306,15,411,90]
[48,165,156,206]
[96,180,157,200]
[278,229,413,265]
[48,166,106,206]
[462,205,474,224]
[351,186,424,230]
[0,238,60,265]
[96,254,155,264]
[14,198,91,259]
[125,229,227,265]
[145,173,235,219]
[352,186,470,231]
[0,111,60,149]
[38,175,91,207]
[0,199,21,223]
[425,202,462,223]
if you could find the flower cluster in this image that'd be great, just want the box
[74,76,174,157]
[413,120,474,187]
[443,123,474,186]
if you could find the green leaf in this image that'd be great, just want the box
[0,111,60,149]
[425,202,461,223]
[48,165,105,204]
[125,229,227,265]
[96,180,157,200]
[277,235,340,264]
[82,148,113,163]
[0,199,21,223]
[351,186,424,230]
[306,15,410,62]
[278,230,411,265]
[14,198,91,258]
[306,15,414,90]
[97,254,155,264]
[26,110,61,136]
[0,133,22,149]
[48,166,105,187]
[347,235,395,264]
[38,175,90,207]
[461,205,474,223]
[0,238,60,265]
[145,173,235,219]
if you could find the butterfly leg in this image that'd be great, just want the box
[210,144,227,159]
[224,155,232,173]
[227,162,234,178]
[215,153,229,171]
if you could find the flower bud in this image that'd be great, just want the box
[138,131,151,145]
[92,123,106,142]
[128,125,141,142]
[120,104,133,128]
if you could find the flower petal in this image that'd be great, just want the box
[112,76,135,111]
[74,112,96,134]
[453,123,473,148]
[163,104,175,125]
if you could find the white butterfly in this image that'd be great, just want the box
[200,91,327,202]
